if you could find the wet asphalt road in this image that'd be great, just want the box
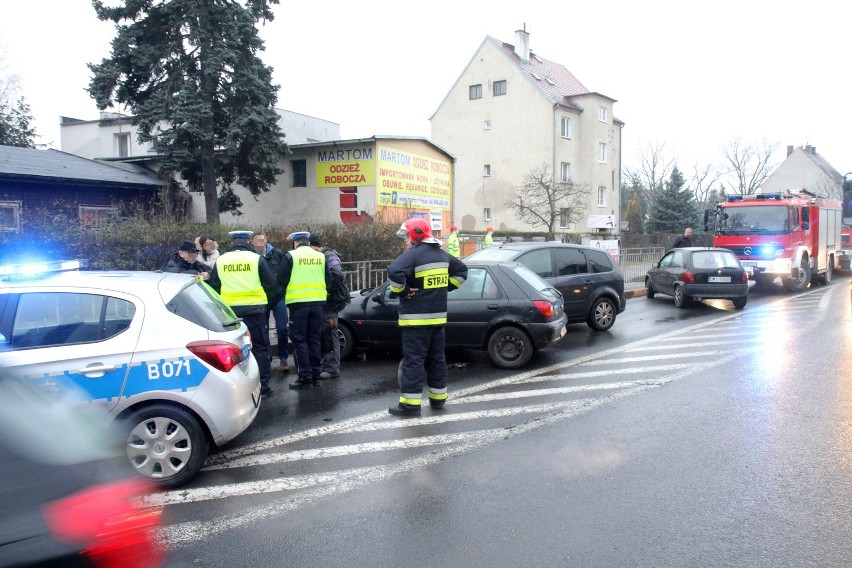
[159,275,852,567]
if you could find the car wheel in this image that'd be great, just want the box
[645,277,656,299]
[587,297,617,331]
[338,323,355,361]
[123,404,209,488]
[732,295,748,309]
[487,326,534,369]
[673,285,688,309]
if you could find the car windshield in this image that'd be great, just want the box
[692,250,741,269]
[512,265,560,298]
[165,280,240,332]
[466,247,521,261]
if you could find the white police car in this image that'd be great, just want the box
[0,260,261,487]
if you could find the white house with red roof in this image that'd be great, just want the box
[760,145,844,199]
[430,28,623,234]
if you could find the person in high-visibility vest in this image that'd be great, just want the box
[277,231,331,389]
[483,226,494,248]
[209,230,278,397]
[386,218,468,416]
[446,225,460,258]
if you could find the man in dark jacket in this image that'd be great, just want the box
[161,240,211,280]
[252,231,289,373]
[672,227,694,249]
[209,231,278,397]
[386,218,468,416]
[309,233,349,380]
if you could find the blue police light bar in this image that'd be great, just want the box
[726,195,743,201]
[0,259,84,278]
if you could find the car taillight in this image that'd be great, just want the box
[742,271,749,282]
[683,271,695,284]
[533,300,555,319]
[43,479,163,568]
[186,340,245,372]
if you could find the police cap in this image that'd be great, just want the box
[288,231,311,242]
[229,230,253,240]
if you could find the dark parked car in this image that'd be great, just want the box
[645,247,749,309]
[464,242,626,331]
[0,378,164,567]
[338,260,568,369]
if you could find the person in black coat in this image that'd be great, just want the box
[160,240,212,280]
[672,227,694,249]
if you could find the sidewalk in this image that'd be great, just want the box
[624,280,647,299]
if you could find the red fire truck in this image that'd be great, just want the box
[841,175,852,271]
[704,189,843,292]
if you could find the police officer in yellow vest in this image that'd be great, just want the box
[209,230,279,397]
[277,231,331,389]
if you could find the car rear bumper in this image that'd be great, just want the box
[191,355,261,446]
[527,315,568,349]
[683,283,749,299]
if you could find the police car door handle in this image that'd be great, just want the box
[487,304,500,310]
[78,364,116,375]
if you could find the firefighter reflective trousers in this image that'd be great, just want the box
[399,326,448,403]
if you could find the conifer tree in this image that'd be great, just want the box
[646,167,700,233]
[0,95,37,148]
[87,0,288,223]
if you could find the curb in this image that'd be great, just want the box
[624,288,647,299]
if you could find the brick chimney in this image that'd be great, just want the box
[514,26,530,63]
[787,145,794,156]
[805,145,816,154]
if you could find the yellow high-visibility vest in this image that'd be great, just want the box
[285,246,327,305]
[217,250,266,306]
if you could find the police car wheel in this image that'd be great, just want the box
[587,297,616,331]
[124,404,209,488]
[487,326,533,369]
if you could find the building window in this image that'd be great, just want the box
[483,208,491,222]
[560,162,571,182]
[469,84,482,100]
[483,164,491,177]
[291,159,306,187]
[598,106,608,122]
[79,205,115,228]
[0,200,22,234]
[597,186,606,207]
[598,143,607,163]
[484,120,491,130]
[115,133,130,158]
[559,208,569,229]
[493,80,507,96]
[560,116,571,138]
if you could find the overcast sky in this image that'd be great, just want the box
[2,0,850,177]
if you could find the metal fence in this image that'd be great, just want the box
[617,247,665,282]
[341,260,393,291]
[341,247,664,289]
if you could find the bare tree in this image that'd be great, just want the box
[721,138,779,195]
[505,162,590,235]
[690,162,723,210]
[623,141,676,211]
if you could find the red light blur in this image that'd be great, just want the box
[186,340,245,372]
[43,479,163,568]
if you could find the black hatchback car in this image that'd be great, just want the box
[645,247,749,309]
[464,242,626,331]
[338,260,568,369]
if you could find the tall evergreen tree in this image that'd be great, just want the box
[625,191,644,235]
[0,95,37,148]
[87,0,288,223]
[646,167,700,233]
